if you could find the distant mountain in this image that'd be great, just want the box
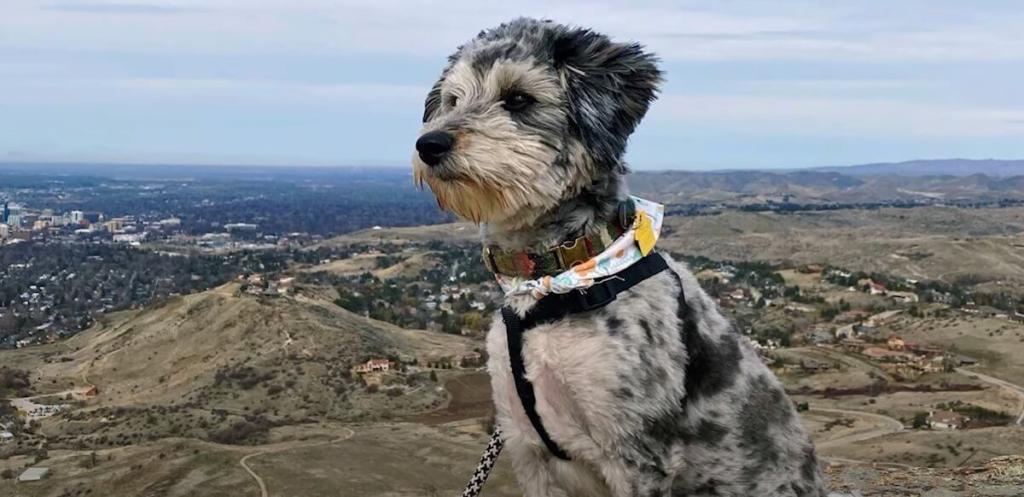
[813,159,1024,177]
[630,168,1024,205]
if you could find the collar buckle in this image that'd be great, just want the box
[555,237,591,270]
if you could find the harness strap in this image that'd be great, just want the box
[501,252,670,460]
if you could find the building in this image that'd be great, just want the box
[867,280,888,295]
[103,218,125,233]
[17,467,51,482]
[0,431,14,443]
[888,291,919,304]
[113,233,145,244]
[929,410,969,430]
[352,358,392,374]
[70,210,85,224]
[225,223,258,232]
[862,347,911,362]
[806,329,834,345]
[4,202,24,227]
[887,336,907,351]
[0,223,9,239]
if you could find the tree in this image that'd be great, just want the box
[912,412,929,429]
[429,370,438,382]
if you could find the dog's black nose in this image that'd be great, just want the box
[416,131,454,166]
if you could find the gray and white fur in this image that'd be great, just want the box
[413,18,829,497]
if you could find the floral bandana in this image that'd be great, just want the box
[496,196,666,299]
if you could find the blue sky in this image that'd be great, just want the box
[2,1,1023,170]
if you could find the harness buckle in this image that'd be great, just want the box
[573,281,617,311]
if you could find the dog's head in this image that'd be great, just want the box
[413,18,662,227]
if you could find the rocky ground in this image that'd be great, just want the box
[828,457,1024,497]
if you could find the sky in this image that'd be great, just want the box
[1,0,1023,170]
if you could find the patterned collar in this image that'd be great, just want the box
[489,196,665,299]
[483,198,634,282]
[483,222,623,279]
[482,198,638,280]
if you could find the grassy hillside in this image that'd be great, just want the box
[5,283,478,451]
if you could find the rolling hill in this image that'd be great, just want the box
[13,282,477,448]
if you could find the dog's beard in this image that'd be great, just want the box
[413,122,575,227]
[416,172,512,224]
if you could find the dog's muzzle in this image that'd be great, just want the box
[416,130,454,167]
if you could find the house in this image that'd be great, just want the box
[0,431,14,443]
[82,385,99,397]
[854,324,880,339]
[867,280,888,296]
[918,356,945,373]
[954,354,978,366]
[806,329,834,346]
[887,336,906,351]
[839,338,868,352]
[18,467,51,482]
[928,410,969,430]
[352,358,392,374]
[888,291,919,304]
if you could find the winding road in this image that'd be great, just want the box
[810,407,913,471]
[239,426,356,497]
[810,407,905,450]
[956,368,1024,426]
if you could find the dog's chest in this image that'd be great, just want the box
[486,275,687,452]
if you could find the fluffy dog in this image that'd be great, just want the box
[413,18,828,497]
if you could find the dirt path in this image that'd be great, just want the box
[811,407,905,450]
[958,368,1024,426]
[239,427,356,497]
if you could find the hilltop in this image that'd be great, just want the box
[5,282,478,450]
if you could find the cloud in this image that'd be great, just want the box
[0,76,425,107]
[42,2,207,15]
[651,93,1024,138]
[3,1,1021,62]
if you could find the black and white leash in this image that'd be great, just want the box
[460,429,504,497]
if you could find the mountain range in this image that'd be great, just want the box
[810,159,1024,177]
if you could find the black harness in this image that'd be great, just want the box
[500,252,670,460]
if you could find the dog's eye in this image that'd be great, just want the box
[503,92,535,112]
[447,95,459,107]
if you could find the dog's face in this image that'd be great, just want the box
[413,18,662,227]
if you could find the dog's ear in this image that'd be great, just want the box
[552,28,663,167]
[422,77,444,123]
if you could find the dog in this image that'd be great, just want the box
[412,18,829,497]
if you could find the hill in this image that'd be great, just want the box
[814,159,1024,177]
[7,282,477,449]
[628,169,1024,204]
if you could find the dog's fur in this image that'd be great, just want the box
[413,18,829,497]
